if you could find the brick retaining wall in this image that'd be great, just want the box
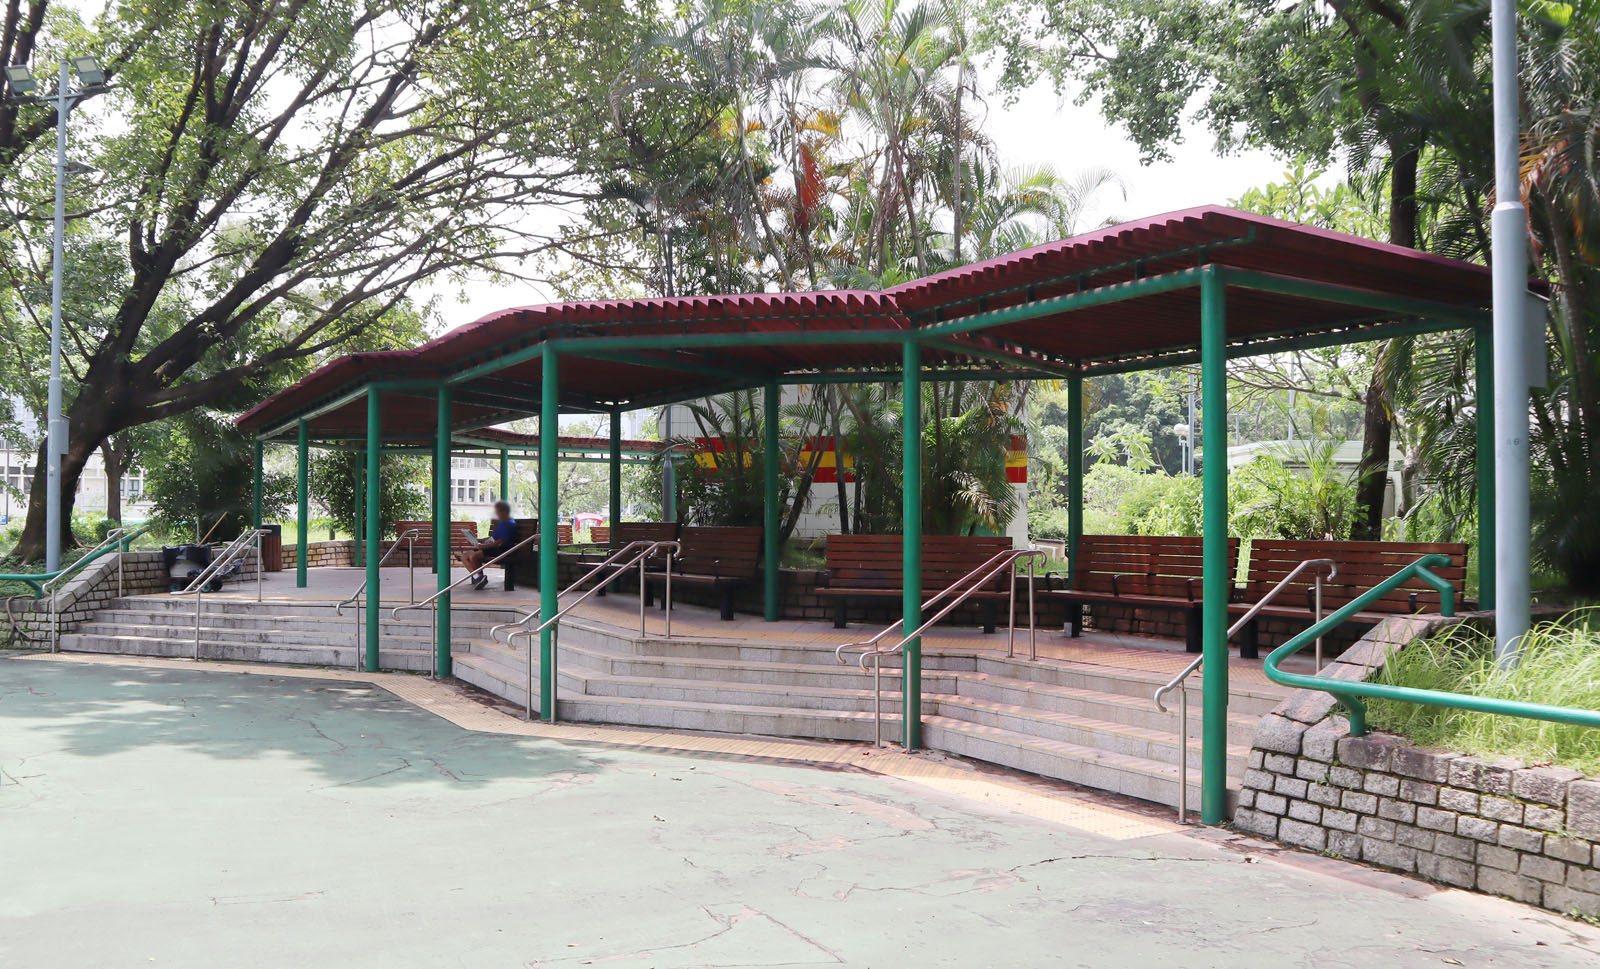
[280,539,354,570]
[1233,614,1600,918]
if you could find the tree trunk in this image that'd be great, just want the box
[1350,143,1419,540]
[102,437,124,525]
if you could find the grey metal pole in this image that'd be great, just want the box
[1490,0,1530,663]
[44,60,68,572]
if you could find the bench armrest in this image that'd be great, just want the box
[1186,575,1201,601]
[1043,570,1067,592]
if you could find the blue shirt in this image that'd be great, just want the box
[489,517,518,544]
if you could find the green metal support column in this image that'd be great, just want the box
[1066,375,1084,587]
[539,350,560,721]
[434,388,452,677]
[364,390,382,672]
[251,440,263,529]
[1199,267,1230,825]
[901,340,923,750]
[354,460,365,568]
[499,449,510,504]
[1475,320,1496,610]
[608,410,622,529]
[296,419,309,588]
[763,382,781,621]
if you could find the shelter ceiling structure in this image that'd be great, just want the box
[236,206,1495,444]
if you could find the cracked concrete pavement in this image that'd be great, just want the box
[4,655,1599,968]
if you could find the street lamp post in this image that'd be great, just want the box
[3,56,107,571]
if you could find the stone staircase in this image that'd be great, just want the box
[58,596,517,673]
[60,594,1280,811]
[450,622,1278,810]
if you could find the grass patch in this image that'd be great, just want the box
[1369,610,1600,775]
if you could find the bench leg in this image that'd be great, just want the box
[1238,618,1260,660]
[833,599,848,629]
[1185,606,1202,654]
[719,586,735,621]
[643,581,655,608]
[982,599,997,635]
[1069,603,1083,638]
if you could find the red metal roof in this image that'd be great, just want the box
[238,206,1497,441]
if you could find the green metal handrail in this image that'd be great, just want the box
[1264,554,1600,737]
[0,522,154,598]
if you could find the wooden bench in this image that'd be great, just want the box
[819,534,1015,633]
[563,521,682,595]
[1043,535,1240,654]
[1231,539,1468,656]
[610,521,680,549]
[642,525,762,620]
[394,520,479,567]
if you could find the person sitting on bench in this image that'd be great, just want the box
[462,501,519,591]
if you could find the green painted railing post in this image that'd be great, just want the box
[901,339,923,749]
[296,419,309,588]
[1475,320,1496,610]
[434,387,452,677]
[1199,267,1230,825]
[1066,374,1083,588]
[539,349,560,721]
[364,390,382,672]
[499,449,510,504]
[763,381,781,622]
[251,439,263,530]
[608,410,622,530]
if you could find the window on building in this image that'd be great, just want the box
[452,478,486,504]
[120,470,145,500]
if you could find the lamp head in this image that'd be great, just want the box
[69,56,104,86]
[4,64,37,95]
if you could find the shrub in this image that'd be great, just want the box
[1369,611,1600,774]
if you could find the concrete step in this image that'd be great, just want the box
[926,694,1247,771]
[72,620,434,650]
[970,652,1285,715]
[948,671,1261,747]
[58,631,435,672]
[922,716,1238,811]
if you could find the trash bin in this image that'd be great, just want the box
[260,524,283,573]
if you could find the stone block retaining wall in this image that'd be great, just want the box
[1234,614,1600,918]
[280,539,354,570]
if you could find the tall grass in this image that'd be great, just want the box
[1369,610,1600,775]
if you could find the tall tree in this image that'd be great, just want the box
[0,0,654,561]
[982,0,1493,538]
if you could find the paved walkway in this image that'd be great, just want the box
[5,652,1597,968]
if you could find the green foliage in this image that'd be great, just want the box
[142,411,291,542]
[307,452,429,543]
[1371,613,1600,775]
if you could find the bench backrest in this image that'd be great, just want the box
[1074,534,1240,599]
[676,525,762,578]
[394,521,478,547]
[612,521,680,548]
[589,525,610,545]
[825,534,1016,593]
[1245,539,1468,615]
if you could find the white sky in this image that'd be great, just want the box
[429,79,1293,334]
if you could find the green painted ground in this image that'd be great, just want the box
[4,656,1598,968]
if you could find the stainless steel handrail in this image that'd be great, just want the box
[1153,557,1336,823]
[841,548,1046,748]
[44,525,138,653]
[390,530,540,618]
[488,540,672,643]
[336,528,423,671]
[507,540,682,721]
[168,528,267,660]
